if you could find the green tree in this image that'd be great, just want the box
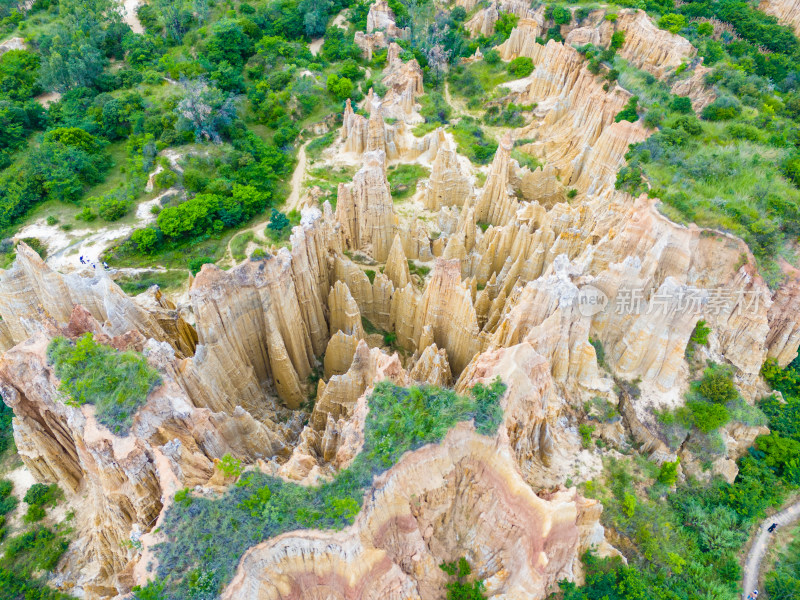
[507,56,534,78]
[494,12,519,37]
[132,228,158,253]
[658,13,687,34]
[697,364,738,404]
[610,30,625,50]
[0,50,41,101]
[440,557,486,600]
[326,74,354,100]
[267,208,290,233]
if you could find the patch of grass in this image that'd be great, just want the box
[387,164,429,200]
[584,396,620,423]
[448,117,497,165]
[511,149,542,172]
[306,131,337,161]
[407,260,431,279]
[230,231,255,261]
[138,380,506,599]
[589,338,606,370]
[1,526,70,582]
[47,333,162,436]
[765,523,800,598]
[448,61,513,109]
[115,270,189,295]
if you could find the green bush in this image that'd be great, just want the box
[696,363,738,404]
[689,319,711,347]
[670,95,693,114]
[47,334,162,435]
[658,13,687,34]
[615,96,639,123]
[610,31,625,50]
[154,169,177,190]
[507,57,534,78]
[549,5,571,25]
[326,74,354,101]
[97,196,130,222]
[23,483,61,508]
[440,557,486,599]
[0,478,16,517]
[579,423,595,448]
[188,256,215,275]
[657,458,680,486]
[138,380,506,598]
[686,399,730,433]
[23,504,47,523]
[701,96,741,121]
[3,527,69,577]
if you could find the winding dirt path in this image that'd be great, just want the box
[222,139,310,266]
[284,140,309,213]
[742,500,800,599]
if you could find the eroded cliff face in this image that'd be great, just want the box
[759,0,800,35]
[225,425,610,600]
[0,314,299,596]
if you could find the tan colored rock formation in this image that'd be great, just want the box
[412,259,481,374]
[379,43,424,121]
[0,243,196,357]
[335,150,397,262]
[759,0,800,35]
[383,233,411,289]
[224,425,611,600]
[475,133,518,226]
[366,0,409,39]
[328,280,366,339]
[615,10,696,78]
[408,343,452,386]
[425,133,473,210]
[341,98,440,160]
[354,30,387,60]
[465,2,499,36]
[500,38,647,190]
[324,331,360,379]
[670,65,716,112]
[0,36,25,57]
[498,18,545,59]
[0,322,297,596]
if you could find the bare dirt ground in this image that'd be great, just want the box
[742,499,800,599]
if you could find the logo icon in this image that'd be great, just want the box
[576,285,608,316]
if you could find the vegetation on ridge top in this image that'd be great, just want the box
[133,378,506,599]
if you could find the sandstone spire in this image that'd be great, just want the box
[412,258,480,374]
[475,133,518,226]
[425,133,473,211]
[328,280,366,339]
[334,150,397,262]
[384,233,411,288]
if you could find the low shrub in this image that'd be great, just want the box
[137,380,506,598]
[47,333,162,435]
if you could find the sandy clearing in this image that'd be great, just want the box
[121,0,144,34]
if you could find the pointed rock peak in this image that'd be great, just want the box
[384,233,411,289]
[443,235,467,261]
[328,281,365,339]
[344,97,353,116]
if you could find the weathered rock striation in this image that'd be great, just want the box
[759,0,800,35]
